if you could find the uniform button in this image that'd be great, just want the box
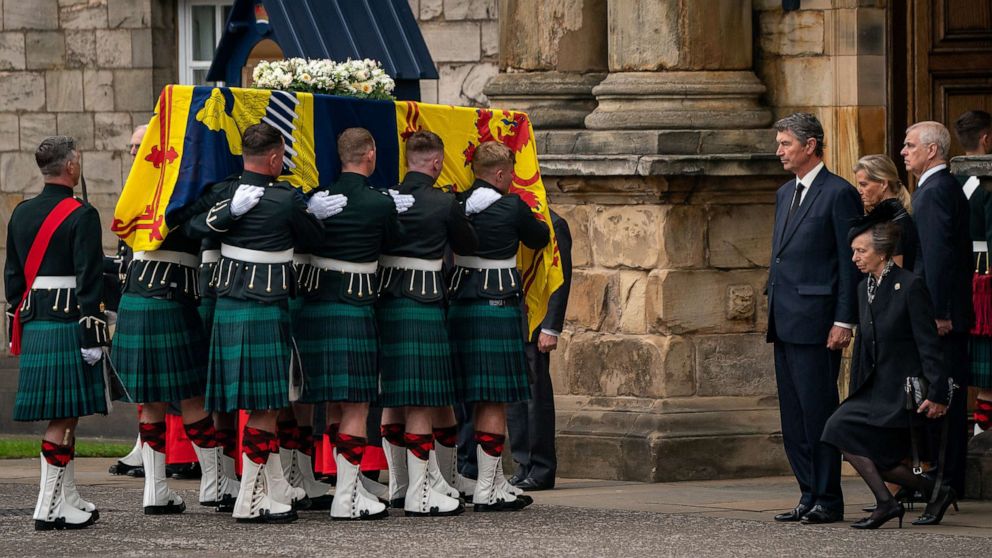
[775,257,781,264]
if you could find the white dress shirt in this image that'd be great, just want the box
[917,163,948,189]
[795,161,825,206]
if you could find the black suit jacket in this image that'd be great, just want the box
[766,167,863,344]
[849,266,948,427]
[540,210,571,336]
[911,168,973,331]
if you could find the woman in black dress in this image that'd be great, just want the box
[822,217,951,529]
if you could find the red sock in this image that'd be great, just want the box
[41,440,71,468]
[336,433,366,466]
[474,431,505,457]
[216,428,238,459]
[242,426,277,465]
[433,425,458,448]
[381,423,405,446]
[404,432,433,461]
[183,416,218,448]
[139,421,167,452]
[277,420,300,451]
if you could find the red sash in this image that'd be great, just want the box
[9,197,82,355]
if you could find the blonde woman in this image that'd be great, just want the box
[853,155,918,270]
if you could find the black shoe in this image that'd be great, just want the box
[474,498,529,512]
[108,461,142,476]
[774,504,810,522]
[144,500,186,515]
[852,501,904,529]
[235,509,298,524]
[515,477,554,491]
[167,462,201,480]
[800,505,843,524]
[912,486,958,526]
[508,473,526,487]
[126,466,145,478]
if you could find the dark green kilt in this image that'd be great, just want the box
[198,296,216,338]
[288,295,305,324]
[296,301,378,403]
[971,336,992,389]
[206,297,295,412]
[377,297,455,407]
[14,320,108,421]
[447,299,530,404]
[111,294,208,403]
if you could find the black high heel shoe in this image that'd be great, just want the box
[912,485,958,526]
[852,501,905,529]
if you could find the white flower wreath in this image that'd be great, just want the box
[251,58,396,100]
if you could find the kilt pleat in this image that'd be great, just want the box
[206,298,294,412]
[377,297,456,407]
[14,320,108,421]
[198,297,216,339]
[971,335,992,389]
[111,294,208,403]
[447,300,530,404]
[296,301,378,403]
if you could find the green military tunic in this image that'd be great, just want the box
[448,179,550,403]
[5,184,109,421]
[296,172,399,404]
[377,171,477,407]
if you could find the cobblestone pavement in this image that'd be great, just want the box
[0,458,989,557]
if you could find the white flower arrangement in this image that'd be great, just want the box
[251,58,395,100]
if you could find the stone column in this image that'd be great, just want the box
[585,0,771,129]
[483,0,608,128]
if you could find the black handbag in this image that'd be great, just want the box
[904,376,953,410]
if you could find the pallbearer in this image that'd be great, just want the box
[449,141,549,511]
[6,136,109,530]
[197,122,344,523]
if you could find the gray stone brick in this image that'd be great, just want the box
[94,111,130,151]
[443,0,495,20]
[0,32,25,70]
[18,113,57,149]
[25,31,65,70]
[95,29,130,68]
[0,152,42,193]
[112,69,152,111]
[107,0,149,28]
[80,150,121,193]
[438,62,496,106]
[56,112,94,150]
[420,21,480,62]
[59,0,109,29]
[83,68,113,111]
[420,0,442,20]
[481,20,497,57]
[4,0,58,30]
[65,30,96,67]
[0,114,19,151]
[0,71,46,111]
[130,28,152,68]
[45,70,84,112]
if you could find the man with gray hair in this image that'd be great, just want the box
[901,120,972,523]
[767,112,862,525]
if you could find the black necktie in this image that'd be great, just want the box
[787,181,805,225]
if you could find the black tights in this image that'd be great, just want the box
[844,452,928,518]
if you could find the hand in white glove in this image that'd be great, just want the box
[308,191,348,219]
[465,187,502,215]
[230,184,265,217]
[81,347,103,366]
[388,189,415,213]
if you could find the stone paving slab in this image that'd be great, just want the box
[0,458,989,557]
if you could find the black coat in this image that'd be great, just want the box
[538,210,571,336]
[849,266,949,428]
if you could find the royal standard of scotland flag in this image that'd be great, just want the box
[113,85,563,336]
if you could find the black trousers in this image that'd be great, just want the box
[506,342,557,485]
[774,341,844,512]
[927,332,969,495]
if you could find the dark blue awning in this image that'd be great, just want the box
[206,0,437,98]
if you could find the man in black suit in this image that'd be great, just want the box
[902,120,973,502]
[507,210,572,491]
[767,113,862,524]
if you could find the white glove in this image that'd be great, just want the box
[81,347,103,366]
[308,191,348,219]
[231,184,265,217]
[465,187,501,215]
[388,189,415,213]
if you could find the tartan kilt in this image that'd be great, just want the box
[447,299,530,404]
[377,297,456,407]
[296,301,378,403]
[198,296,216,338]
[13,320,108,421]
[971,335,992,389]
[206,297,295,412]
[288,295,305,324]
[111,294,208,403]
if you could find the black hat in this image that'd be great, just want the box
[847,199,902,243]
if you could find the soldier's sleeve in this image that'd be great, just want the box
[4,215,25,344]
[178,180,239,239]
[515,197,550,250]
[72,205,109,348]
[290,192,326,252]
[446,196,478,255]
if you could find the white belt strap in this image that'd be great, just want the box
[379,255,443,272]
[454,255,517,270]
[32,276,76,289]
[975,241,988,253]
[221,244,294,264]
[311,256,378,274]
[200,249,220,264]
[134,250,199,269]
[293,253,312,265]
